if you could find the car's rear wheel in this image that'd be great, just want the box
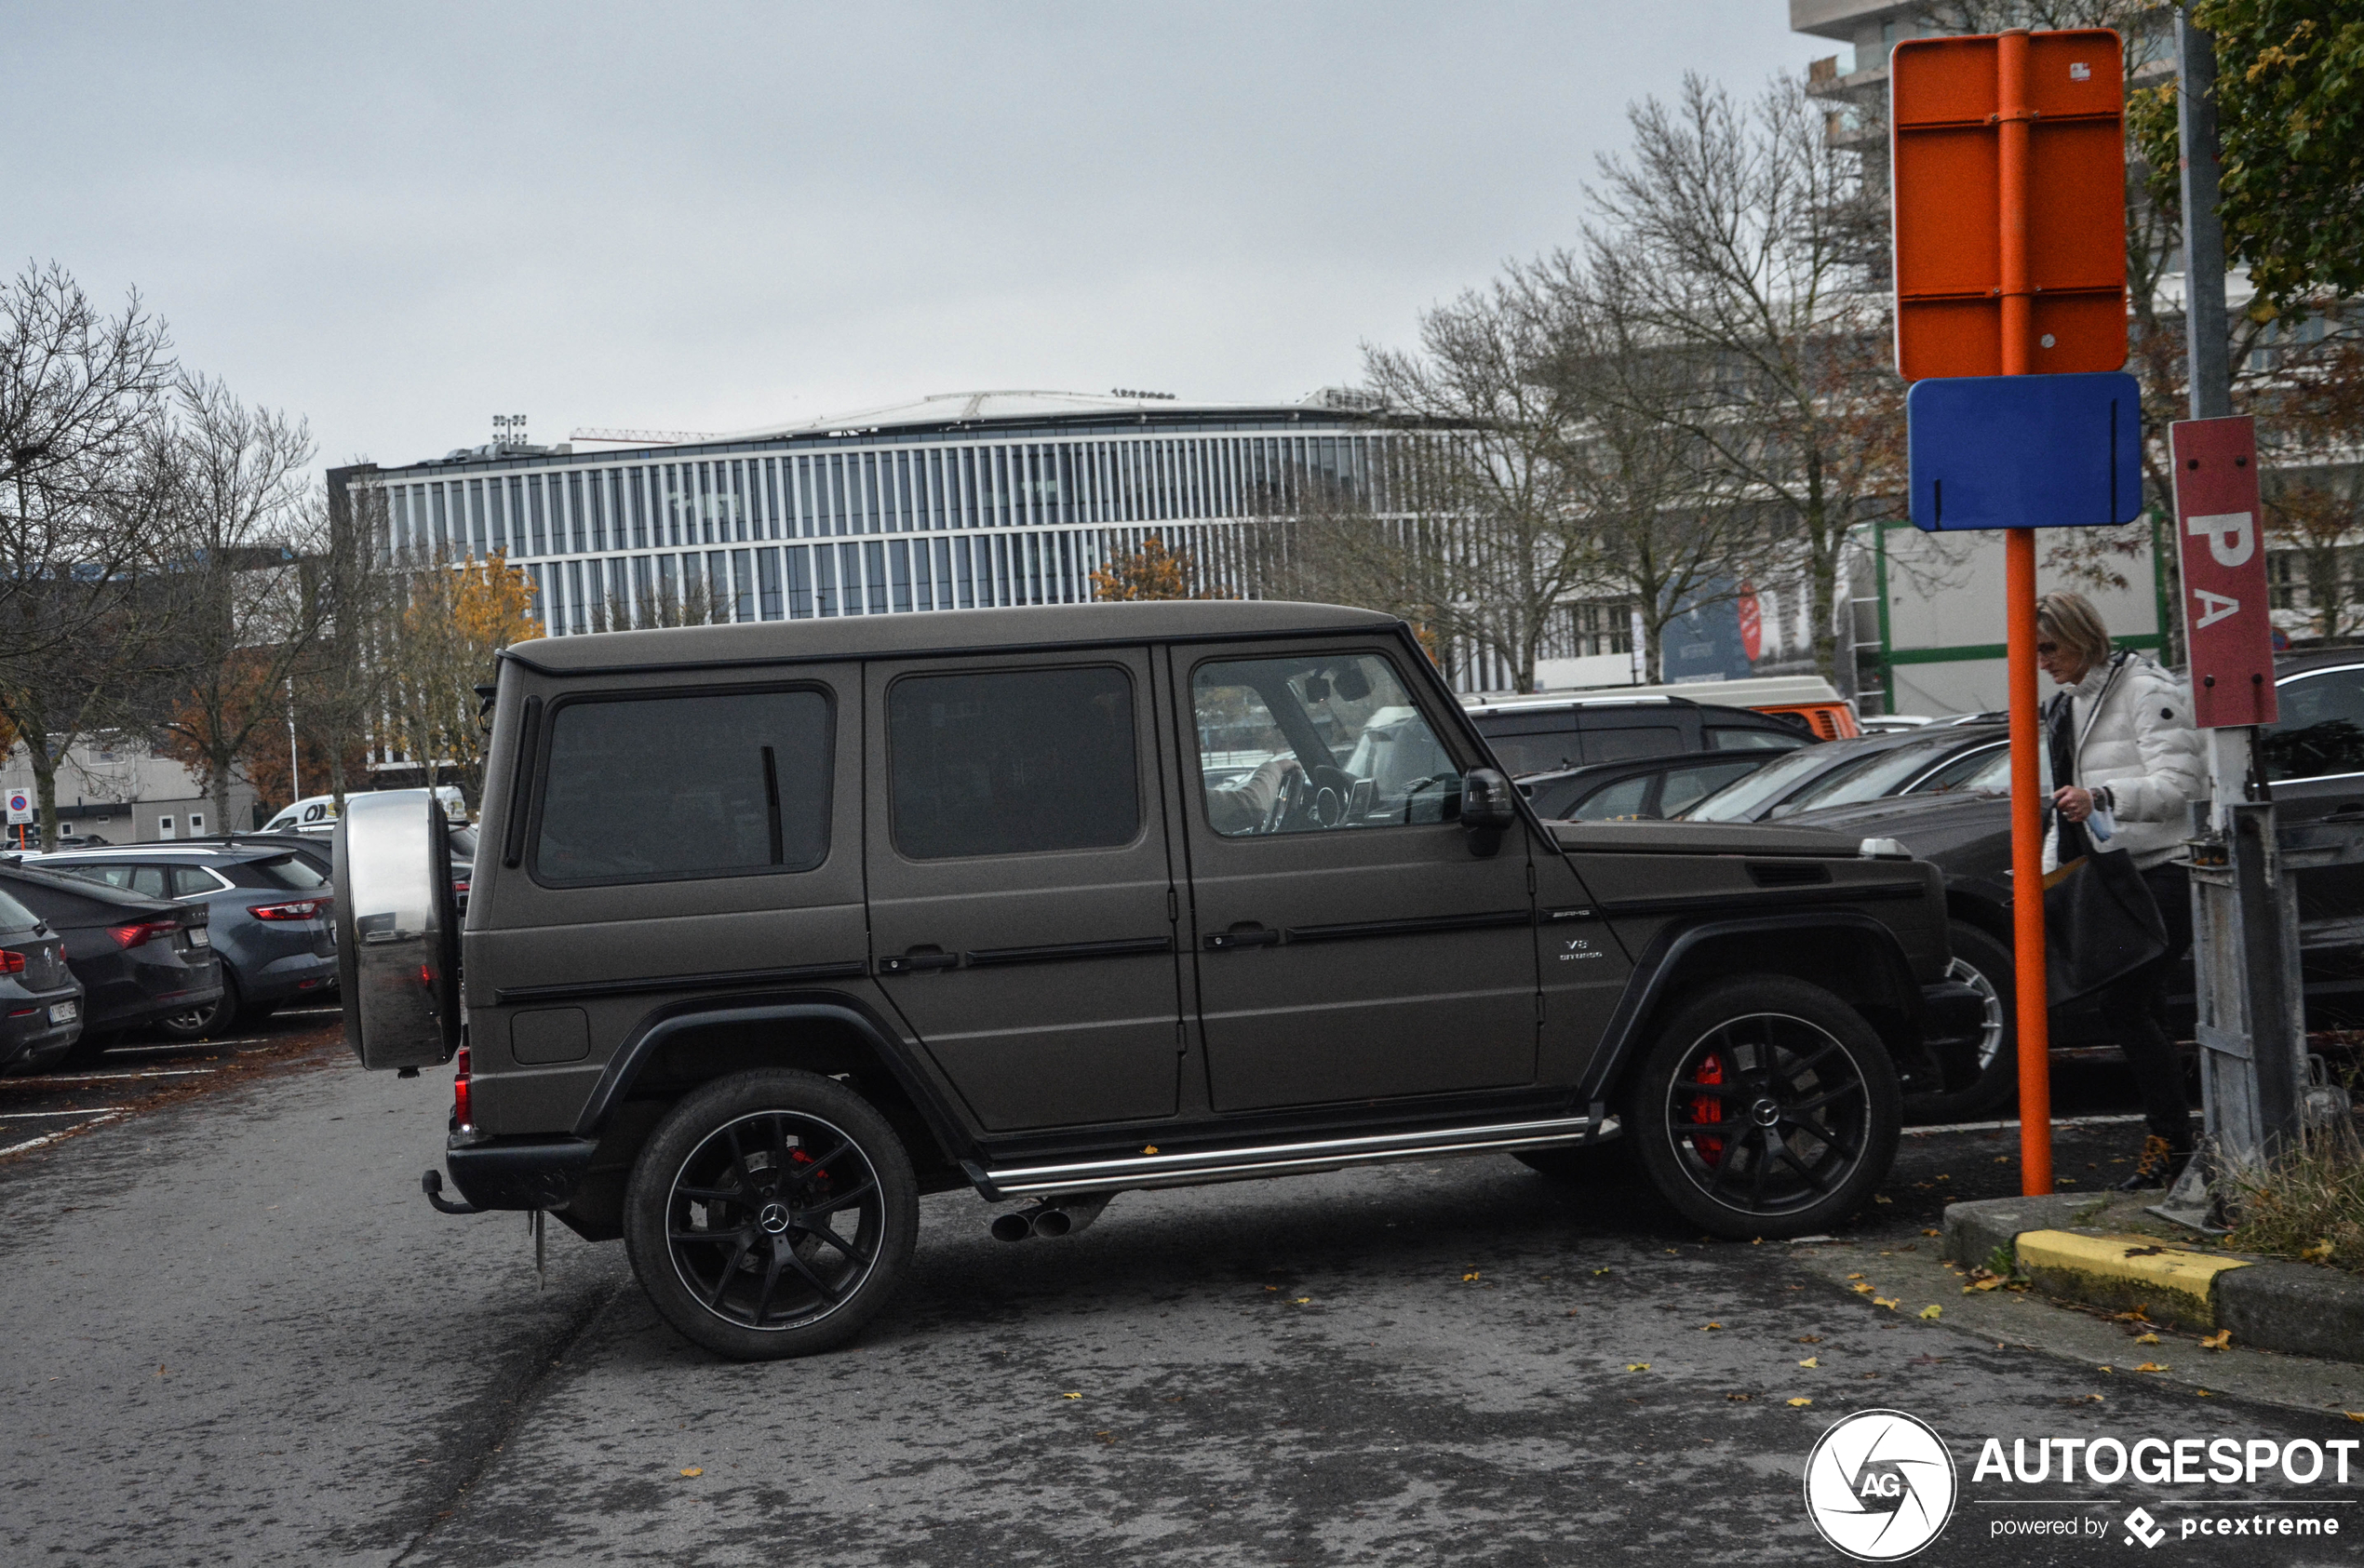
[624,1069,918,1361]
[1628,974,1900,1240]
[1902,922,2018,1123]
[155,972,240,1041]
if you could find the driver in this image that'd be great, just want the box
[1205,755,1302,835]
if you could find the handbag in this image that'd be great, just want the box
[2042,847,2169,1003]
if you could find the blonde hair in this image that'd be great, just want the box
[2036,591,2113,670]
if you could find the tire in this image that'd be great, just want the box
[1627,973,1901,1240]
[1902,922,2019,1124]
[155,972,241,1041]
[623,1069,919,1361]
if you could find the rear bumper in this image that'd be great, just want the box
[443,1133,596,1212]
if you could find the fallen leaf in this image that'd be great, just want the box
[1968,1278,2004,1293]
[1626,1363,1650,1373]
[2134,1362,2169,1374]
[1922,1228,1942,1238]
[1142,1145,1159,1155]
[1918,1305,1941,1320]
[1462,1272,1482,1282]
[2344,1412,2364,1423]
[2111,1307,2151,1322]
[1751,1237,1763,1245]
[1873,1195,1893,1204]
[1995,1156,2011,1164]
[1787,1397,1813,1407]
[2196,1389,2214,1397]
[2134,1333,2161,1346]
[2098,1365,2115,1373]
[678,1467,703,1478]
[1851,1282,1875,1295]
[1565,1308,1579,1317]
[1846,1273,1866,1281]
[1874,1296,1901,1310]
[2303,1239,2335,1263]
[1294,1297,1311,1305]
[2082,1393,2104,1402]
[1700,1322,1724,1332]
[1798,1357,1820,1368]
[1264,1285,1279,1292]
[1795,1334,1823,1345]
[1063,1392,1083,1400]
[1592,1267,1613,1277]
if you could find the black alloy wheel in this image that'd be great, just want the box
[1901,922,2019,1123]
[624,1070,918,1360]
[154,972,240,1041]
[1630,974,1900,1240]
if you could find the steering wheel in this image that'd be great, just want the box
[1260,765,1305,835]
[1306,765,1358,829]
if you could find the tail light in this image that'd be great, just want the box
[0,950,23,974]
[249,897,330,921]
[111,918,180,949]
[452,1046,473,1132]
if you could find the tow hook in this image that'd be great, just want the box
[421,1168,479,1215]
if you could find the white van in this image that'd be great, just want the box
[262,787,464,836]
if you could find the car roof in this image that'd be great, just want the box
[1520,751,1773,788]
[29,843,288,865]
[505,600,1402,676]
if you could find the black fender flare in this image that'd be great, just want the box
[1576,911,1925,1106]
[570,987,969,1164]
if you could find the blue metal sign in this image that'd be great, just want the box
[1907,371,2144,531]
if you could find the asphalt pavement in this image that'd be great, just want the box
[3,1034,2357,1567]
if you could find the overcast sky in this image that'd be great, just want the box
[5,2,1825,476]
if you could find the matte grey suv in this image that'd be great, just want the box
[340,602,1981,1360]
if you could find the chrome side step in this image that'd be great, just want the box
[969,1111,1619,1200]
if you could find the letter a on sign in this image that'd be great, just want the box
[2171,418,2277,729]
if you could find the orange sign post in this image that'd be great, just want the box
[1892,28,2127,1197]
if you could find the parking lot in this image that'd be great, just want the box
[6,1028,2359,1567]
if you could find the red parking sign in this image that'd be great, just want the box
[2171,417,2277,730]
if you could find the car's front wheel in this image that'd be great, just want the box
[1901,922,2018,1123]
[623,1069,919,1361]
[1628,974,1901,1240]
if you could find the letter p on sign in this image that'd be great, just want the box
[2171,417,2277,729]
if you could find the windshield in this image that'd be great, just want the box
[250,853,329,891]
[1766,742,1972,818]
[1681,745,1840,822]
[1908,743,2010,795]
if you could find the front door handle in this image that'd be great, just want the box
[879,946,960,975]
[1204,925,1281,951]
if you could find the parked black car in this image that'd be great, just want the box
[1780,650,2364,1119]
[32,844,336,1038]
[0,885,85,1076]
[1679,724,2008,824]
[0,864,220,1065]
[1465,693,1816,776]
[336,601,1982,1362]
[1523,751,1786,822]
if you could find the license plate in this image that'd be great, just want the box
[188,928,209,948]
[48,1000,76,1024]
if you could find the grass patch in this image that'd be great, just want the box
[2222,1119,2364,1274]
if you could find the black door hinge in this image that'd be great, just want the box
[1525,863,1537,896]
[1167,887,1179,924]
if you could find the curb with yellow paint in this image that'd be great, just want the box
[2012,1230,2251,1328]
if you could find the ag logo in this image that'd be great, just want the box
[1803,1409,1957,1561]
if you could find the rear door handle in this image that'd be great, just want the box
[879,946,960,975]
[1204,925,1281,951]
[2320,803,2364,824]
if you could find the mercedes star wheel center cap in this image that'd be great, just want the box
[1751,1097,1782,1129]
[758,1202,792,1235]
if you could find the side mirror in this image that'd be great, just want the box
[1459,767,1516,854]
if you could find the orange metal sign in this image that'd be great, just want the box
[1891,30,2128,381]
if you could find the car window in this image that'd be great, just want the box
[1585,724,1683,763]
[1471,720,1580,777]
[1683,745,1843,821]
[1768,744,1959,818]
[0,889,39,931]
[169,866,222,898]
[1569,774,1652,821]
[1909,743,2010,794]
[1659,759,1764,816]
[448,826,477,860]
[889,666,1137,859]
[2262,667,2364,782]
[248,854,327,891]
[534,689,834,885]
[1706,726,1806,752]
[1192,651,1458,836]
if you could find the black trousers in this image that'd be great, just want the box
[2091,861,2195,1146]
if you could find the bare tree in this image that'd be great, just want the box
[1583,74,1908,685]
[149,375,329,831]
[0,262,175,668]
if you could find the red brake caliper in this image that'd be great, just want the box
[1691,1052,1726,1166]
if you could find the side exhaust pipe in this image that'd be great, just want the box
[988,1193,1116,1241]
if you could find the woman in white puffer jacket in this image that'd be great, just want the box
[2036,592,2205,1190]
